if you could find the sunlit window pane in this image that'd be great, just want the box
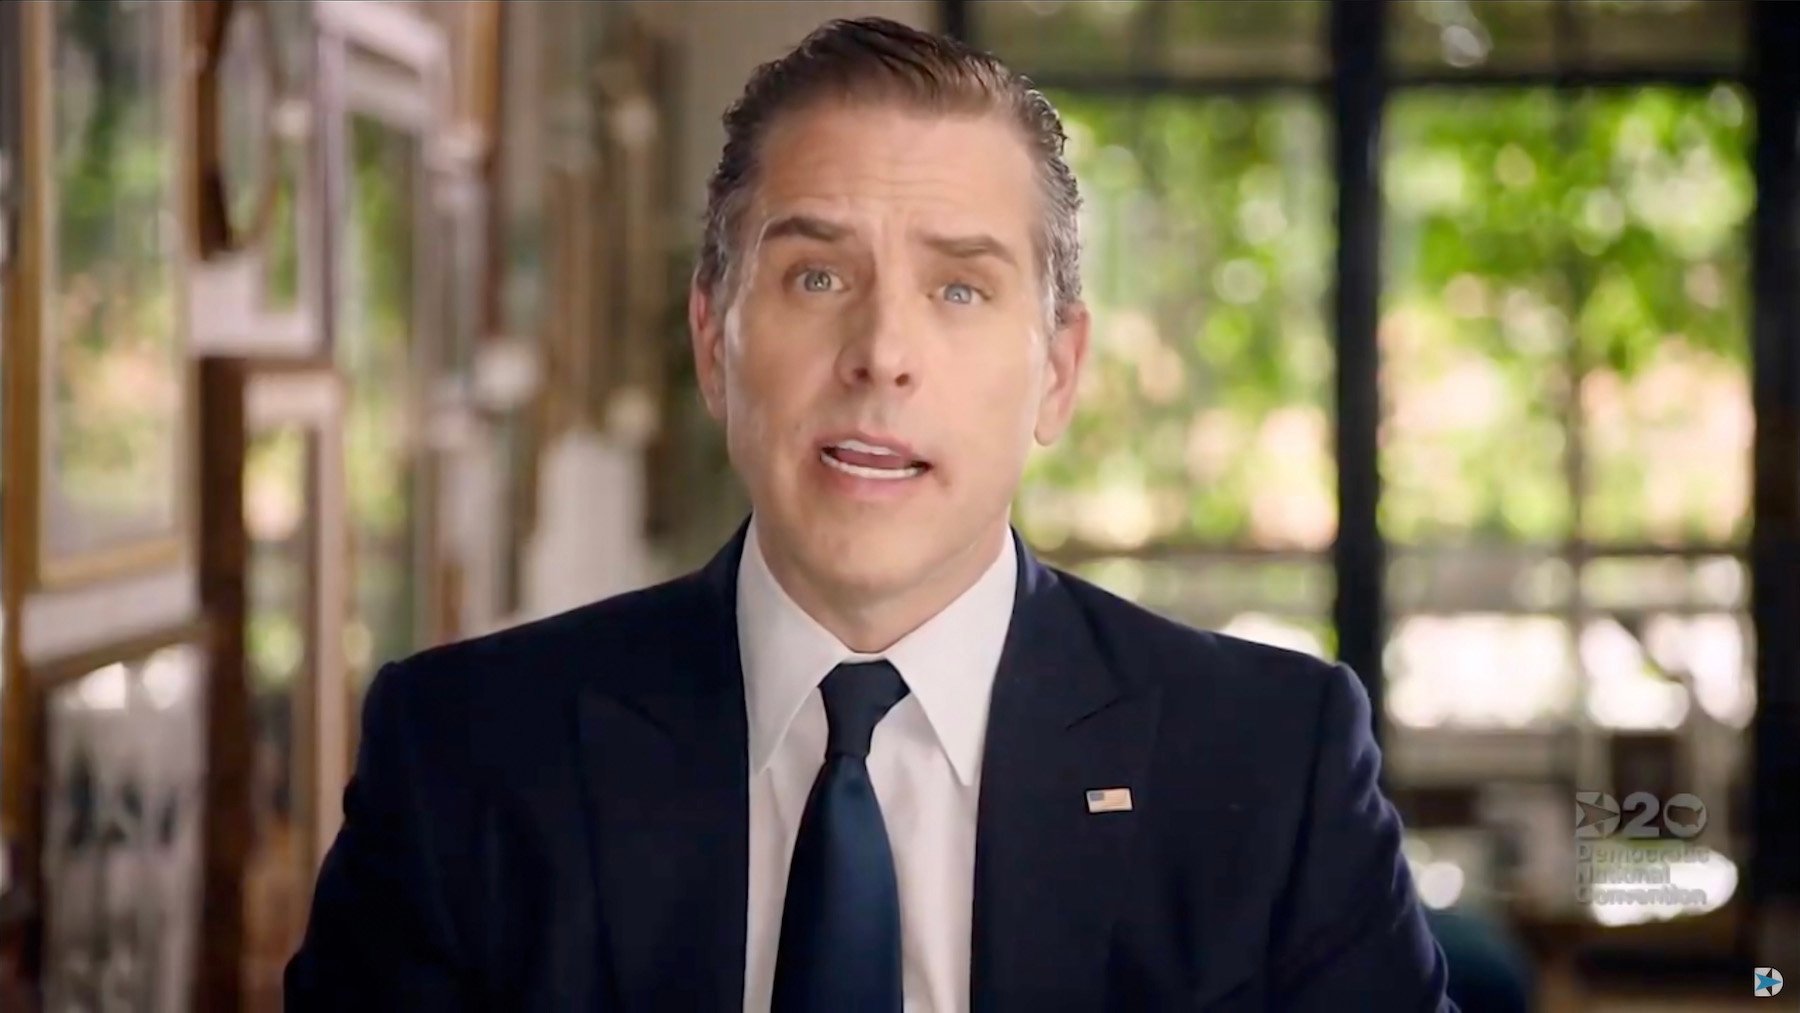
[1387,614,1577,728]
[1019,94,1333,552]
[1579,555,1755,730]
[1647,614,1754,729]
[1581,617,1691,729]
[1382,85,1754,736]
[1575,88,1752,546]
[1383,89,1573,545]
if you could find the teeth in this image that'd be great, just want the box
[821,450,925,480]
[833,438,901,456]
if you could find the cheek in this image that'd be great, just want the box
[980,334,1049,415]
[953,350,1045,459]
[723,332,823,454]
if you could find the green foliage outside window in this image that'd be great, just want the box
[1018,85,1751,554]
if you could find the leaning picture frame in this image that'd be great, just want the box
[314,0,454,764]
[14,0,194,590]
[29,625,211,1013]
[185,0,324,360]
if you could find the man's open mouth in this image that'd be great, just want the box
[820,438,931,480]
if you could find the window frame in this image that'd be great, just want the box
[951,0,1800,912]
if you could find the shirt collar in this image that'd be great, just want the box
[737,517,1018,787]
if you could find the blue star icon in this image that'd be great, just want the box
[1755,967,1783,996]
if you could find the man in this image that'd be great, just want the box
[288,17,1454,1012]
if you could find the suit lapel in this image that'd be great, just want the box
[575,529,751,1011]
[971,537,1163,1012]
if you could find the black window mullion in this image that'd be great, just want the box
[1749,0,1800,909]
[1330,0,1389,736]
[941,0,968,43]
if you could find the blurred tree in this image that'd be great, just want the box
[1019,93,1335,553]
[1382,86,1751,546]
[1018,85,1750,553]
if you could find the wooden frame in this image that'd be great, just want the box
[533,0,603,443]
[481,0,552,624]
[12,0,196,591]
[196,357,346,1013]
[0,0,29,995]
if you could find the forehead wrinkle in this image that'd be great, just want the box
[732,107,1053,319]
[913,228,1022,272]
[757,118,1030,225]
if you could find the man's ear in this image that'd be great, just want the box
[1034,301,1091,446]
[689,280,729,422]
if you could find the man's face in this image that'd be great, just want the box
[690,101,1088,607]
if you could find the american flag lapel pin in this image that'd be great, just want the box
[1086,787,1133,814]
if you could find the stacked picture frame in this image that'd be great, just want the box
[0,1,676,1006]
[2,3,208,1008]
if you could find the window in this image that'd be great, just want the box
[1381,87,1754,732]
[961,0,1783,926]
[974,1,1336,656]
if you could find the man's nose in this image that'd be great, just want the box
[837,279,919,390]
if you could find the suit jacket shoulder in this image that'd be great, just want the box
[1049,564,1367,798]
[378,566,726,761]
[1046,566,1450,1011]
[288,567,739,1010]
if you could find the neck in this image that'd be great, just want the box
[759,521,1009,654]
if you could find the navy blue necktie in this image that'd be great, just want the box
[772,660,910,1013]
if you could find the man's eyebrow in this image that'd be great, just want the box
[757,213,853,245]
[918,230,1021,269]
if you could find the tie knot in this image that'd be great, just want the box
[820,661,909,759]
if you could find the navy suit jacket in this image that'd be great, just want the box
[287,524,1453,1011]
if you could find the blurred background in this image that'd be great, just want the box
[0,1,1797,1010]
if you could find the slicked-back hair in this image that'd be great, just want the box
[695,17,1083,327]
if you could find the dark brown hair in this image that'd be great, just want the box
[695,17,1083,326]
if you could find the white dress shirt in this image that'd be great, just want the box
[737,519,1018,1013]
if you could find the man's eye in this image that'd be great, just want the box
[943,282,982,305]
[798,269,838,293]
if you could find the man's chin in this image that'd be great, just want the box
[802,543,925,597]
